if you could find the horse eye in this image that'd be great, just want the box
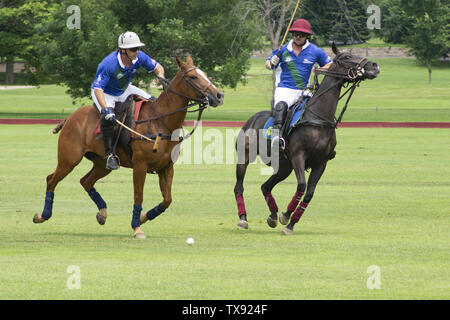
[190,76,198,80]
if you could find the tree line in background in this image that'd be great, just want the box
[0,0,448,94]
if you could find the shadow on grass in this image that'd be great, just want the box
[224,225,332,236]
[38,231,174,240]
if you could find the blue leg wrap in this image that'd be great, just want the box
[87,188,107,210]
[146,203,166,221]
[41,191,54,220]
[131,204,142,229]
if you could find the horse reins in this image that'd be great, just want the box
[123,67,213,146]
[300,55,368,128]
[292,54,367,160]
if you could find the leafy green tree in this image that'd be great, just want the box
[0,0,53,84]
[37,0,262,100]
[234,0,299,50]
[302,0,371,46]
[378,0,415,43]
[402,0,449,83]
[378,0,448,83]
[37,0,122,98]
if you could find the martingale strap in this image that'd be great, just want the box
[130,103,206,143]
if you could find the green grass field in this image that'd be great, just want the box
[1,57,449,122]
[0,125,448,299]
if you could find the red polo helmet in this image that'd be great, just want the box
[289,19,313,35]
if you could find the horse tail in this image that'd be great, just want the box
[52,119,66,134]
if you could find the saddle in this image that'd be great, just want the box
[263,97,308,140]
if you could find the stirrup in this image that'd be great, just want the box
[106,154,120,170]
[271,136,286,150]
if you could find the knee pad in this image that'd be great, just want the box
[274,101,288,112]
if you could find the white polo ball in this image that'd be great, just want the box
[186,237,194,245]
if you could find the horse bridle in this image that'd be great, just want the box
[182,67,214,100]
[315,55,370,82]
[299,53,370,129]
[157,66,213,108]
[134,66,214,143]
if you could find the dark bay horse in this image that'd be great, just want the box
[234,43,379,235]
[33,55,224,238]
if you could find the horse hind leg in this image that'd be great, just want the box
[80,153,111,225]
[33,154,83,223]
[234,162,250,229]
[234,129,258,229]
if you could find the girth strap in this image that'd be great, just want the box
[295,119,335,128]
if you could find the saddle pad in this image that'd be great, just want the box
[263,99,307,139]
[93,100,145,135]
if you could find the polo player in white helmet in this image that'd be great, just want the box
[91,31,165,170]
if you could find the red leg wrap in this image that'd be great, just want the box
[264,192,278,213]
[235,194,247,217]
[287,191,304,213]
[290,201,309,223]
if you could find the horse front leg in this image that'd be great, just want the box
[261,160,293,228]
[132,161,148,239]
[140,165,173,225]
[80,156,112,225]
[283,161,327,235]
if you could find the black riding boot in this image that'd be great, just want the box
[272,101,288,149]
[100,116,120,170]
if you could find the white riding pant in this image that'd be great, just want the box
[91,84,151,112]
[273,87,312,108]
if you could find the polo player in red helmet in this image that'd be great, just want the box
[266,19,332,149]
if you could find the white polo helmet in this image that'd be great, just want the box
[118,31,145,49]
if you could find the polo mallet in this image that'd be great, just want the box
[276,0,302,57]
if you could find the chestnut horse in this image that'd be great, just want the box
[33,55,224,238]
[234,43,379,235]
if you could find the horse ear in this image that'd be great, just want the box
[332,42,339,55]
[176,56,185,68]
[186,54,194,66]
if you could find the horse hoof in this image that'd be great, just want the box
[279,212,290,225]
[237,220,248,229]
[282,227,293,235]
[96,209,107,225]
[133,232,146,239]
[33,214,46,224]
[267,216,278,228]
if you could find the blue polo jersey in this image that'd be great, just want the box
[268,40,332,90]
[91,51,158,96]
